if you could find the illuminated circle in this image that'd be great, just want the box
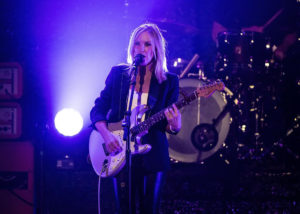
[54,108,83,136]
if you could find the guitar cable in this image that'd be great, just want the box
[98,175,101,214]
[97,162,107,214]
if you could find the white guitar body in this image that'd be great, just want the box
[89,81,224,177]
[89,105,152,177]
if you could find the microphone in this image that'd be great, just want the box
[129,54,145,81]
[132,54,145,67]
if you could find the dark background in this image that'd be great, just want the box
[1,0,299,213]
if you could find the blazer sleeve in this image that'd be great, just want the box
[90,68,115,127]
[165,73,179,107]
[154,73,179,133]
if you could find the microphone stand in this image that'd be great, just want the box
[122,55,142,213]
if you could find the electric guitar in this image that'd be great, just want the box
[89,80,225,177]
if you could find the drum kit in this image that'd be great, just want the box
[168,30,285,163]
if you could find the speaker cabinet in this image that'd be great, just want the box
[0,103,22,139]
[0,62,23,99]
[0,142,34,214]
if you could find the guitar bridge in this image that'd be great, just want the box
[101,159,108,174]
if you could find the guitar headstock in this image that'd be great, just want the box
[196,80,225,97]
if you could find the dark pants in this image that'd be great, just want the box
[112,157,166,214]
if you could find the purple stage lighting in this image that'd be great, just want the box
[54,108,83,136]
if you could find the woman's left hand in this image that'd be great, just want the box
[164,104,181,132]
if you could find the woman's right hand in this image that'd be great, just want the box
[95,121,122,155]
[103,132,123,155]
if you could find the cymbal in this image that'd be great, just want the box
[147,18,200,34]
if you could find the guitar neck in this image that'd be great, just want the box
[130,90,199,136]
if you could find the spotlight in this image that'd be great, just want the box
[54,108,83,136]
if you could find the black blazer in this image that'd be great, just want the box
[90,64,179,172]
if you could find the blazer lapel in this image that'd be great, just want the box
[147,73,160,110]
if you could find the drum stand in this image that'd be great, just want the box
[179,76,233,162]
[213,64,267,160]
[214,30,295,161]
[263,114,300,160]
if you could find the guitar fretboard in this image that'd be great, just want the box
[130,82,222,136]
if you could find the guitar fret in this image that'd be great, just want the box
[130,81,223,136]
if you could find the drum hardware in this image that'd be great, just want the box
[167,78,231,163]
[215,31,275,80]
[170,54,200,77]
[282,114,299,140]
[219,85,275,161]
[251,114,300,161]
[191,99,232,155]
[187,73,201,78]
[180,79,230,159]
[186,61,208,81]
[147,18,200,35]
[179,54,199,79]
[171,54,284,162]
[269,140,299,160]
[216,84,266,160]
[191,123,218,152]
[172,58,186,69]
[213,34,291,161]
[229,87,287,161]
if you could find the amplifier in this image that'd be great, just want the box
[0,142,34,214]
[0,171,28,189]
[0,62,23,99]
[0,102,22,139]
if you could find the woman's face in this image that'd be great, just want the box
[133,31,155,66]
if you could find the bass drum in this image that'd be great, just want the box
[167,78,231,163]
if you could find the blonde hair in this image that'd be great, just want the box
[127,23,168,83]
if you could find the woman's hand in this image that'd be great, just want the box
[164,104,181,133]
[95,121,122,155]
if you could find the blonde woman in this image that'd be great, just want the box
[90,23,181,214]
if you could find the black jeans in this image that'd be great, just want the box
[112,158,166,214]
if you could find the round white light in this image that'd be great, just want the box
[54,108,83,136]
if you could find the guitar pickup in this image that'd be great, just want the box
[102,143,110,156]
[102,143,122,156]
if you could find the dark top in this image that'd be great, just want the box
[90,64,179,173]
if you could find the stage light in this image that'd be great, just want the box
[54,108,83,136]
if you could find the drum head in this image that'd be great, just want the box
[168,78,231,163]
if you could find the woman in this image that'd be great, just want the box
[90,23,181,214]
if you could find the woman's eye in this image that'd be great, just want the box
[134,42,140,46]
[145,42,151,47]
